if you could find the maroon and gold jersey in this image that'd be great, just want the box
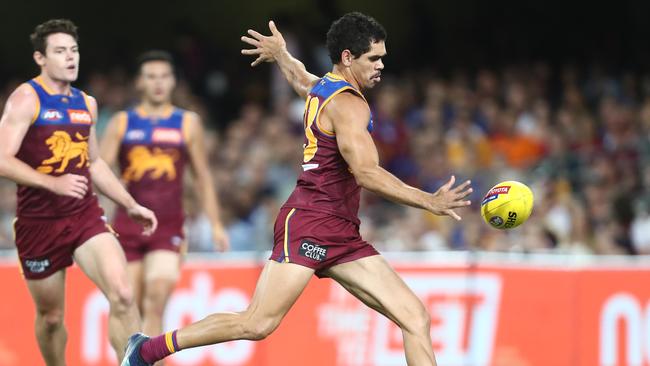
[113,106,189,229]
[283,73,374,225]
[16,77,98,218]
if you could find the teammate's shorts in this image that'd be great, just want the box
[270,207,379,277]
[113,213,184,262]
[14,203,110,280]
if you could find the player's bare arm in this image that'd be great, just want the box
[185,112,230,251]
[0,83,88,198]
[241,20,319,99]
[328,92,473,220]
[99,111,127,167]
[85,96,158,234]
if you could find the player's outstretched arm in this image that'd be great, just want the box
[85,96,158,235]
[241,20,319,99]
[329,93,473,220]
[185,112,230,252]
[0,84,89,198]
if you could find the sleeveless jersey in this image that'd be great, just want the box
[283,73,374,225]
[16,77,98,218]
[114,106,189,224]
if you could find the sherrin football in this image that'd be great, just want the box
[480,181,534,229]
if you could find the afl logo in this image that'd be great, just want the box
[125,129,146,141]
[489,216,504,227]
[43,109,63,121]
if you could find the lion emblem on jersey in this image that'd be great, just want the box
[122,146,178,182]
[37,131,89,174]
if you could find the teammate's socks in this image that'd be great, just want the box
[139,330,180,363]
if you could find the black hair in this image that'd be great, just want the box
[30,19,78,54]
[135,50,175,74]
[326,12,387,64]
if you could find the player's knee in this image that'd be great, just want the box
[107,282,135,313]
[415,307,432,332]
[402,303,431,335]
[245,316,281,340]
[37,308,64,332]
[143,292,167,318]
[143,280,174,316]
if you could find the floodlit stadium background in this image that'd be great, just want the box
[2,1,650,365]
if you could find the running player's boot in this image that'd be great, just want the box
[121,333,151,366]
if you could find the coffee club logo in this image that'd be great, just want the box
[299,241,328,262]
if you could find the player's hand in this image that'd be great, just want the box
[426,175,472,221]
[241,20,286,67]
[48,173,88,199]
[212,222,230,252]
[126,204,158,236]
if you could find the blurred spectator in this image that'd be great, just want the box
[0,181,15,249]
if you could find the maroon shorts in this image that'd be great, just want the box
[271,207,379,277]
[113,212,184,262]
[14,203,110,280]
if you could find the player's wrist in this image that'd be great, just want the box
[123,197,138,211]
[38,174,53,190]
[273,46,290,62]
[422,191,439,212]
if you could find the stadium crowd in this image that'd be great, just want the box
[1,62,649,256]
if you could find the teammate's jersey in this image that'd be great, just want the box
[16,77,98,218]
[114,106,189,224]
[283,73,373,225]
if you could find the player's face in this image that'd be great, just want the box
[138,61,176,105]
[35,33,80,83]
[351,40,386,89]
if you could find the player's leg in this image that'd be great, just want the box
[323,255,437,366]
[176,260,312,347]
[73,232,141,359]
[25,270,67,366]
[175,207,316,348]
[127,260,144,314]
[116,231,145,314]
[123,260,313,365]
[141,250,181,336]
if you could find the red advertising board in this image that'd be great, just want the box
[2,258,650,365]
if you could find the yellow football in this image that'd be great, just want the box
[480,181,534,229]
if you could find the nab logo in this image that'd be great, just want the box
[43,109,63,121]
[152,128,182,144]
[68,109,92,124]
